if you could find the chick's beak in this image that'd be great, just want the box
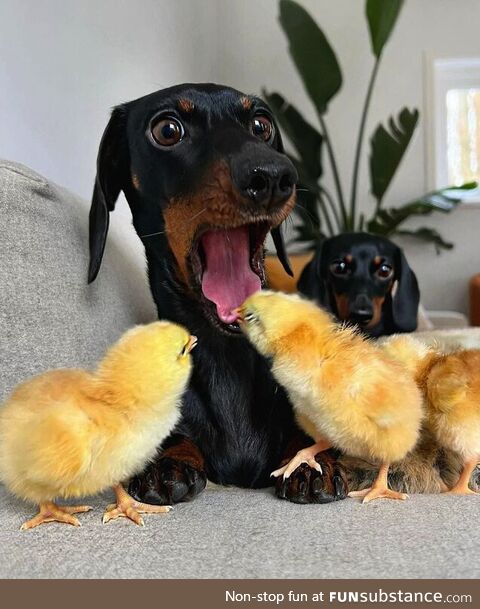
[233,308,244,323]
[186,335,198,352]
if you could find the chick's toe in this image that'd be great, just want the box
[20,502,92,531]
[102,484,172,527]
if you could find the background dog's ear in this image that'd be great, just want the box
[297,239,331,309]
[390,247,420,332]
[88,106,128,283]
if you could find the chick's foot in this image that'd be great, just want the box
[102,484,172,527]
[443,457,480,495]
[20,502,92,530]
[348,463,408,503]
[272,440,332,479]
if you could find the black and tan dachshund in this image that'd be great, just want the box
[298,233,420,337]
[88,83,348,505]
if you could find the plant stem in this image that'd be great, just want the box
[318,185,341,231]
[317,192,335,236]
[317,114,348,230]
[350,57,381,230]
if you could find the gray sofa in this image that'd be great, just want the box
[1,160,479,579]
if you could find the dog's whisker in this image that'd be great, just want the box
[188,207,207,223]
[139,230,167,239]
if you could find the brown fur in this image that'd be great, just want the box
[132,173,141,191]
[240,96,253,110]
[177,98,194,113]
[162,437,205,471]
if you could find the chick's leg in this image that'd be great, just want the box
[348,463,408,503]
[20,502,92,531]
[271,438,332,479]
[103,484,172,527]
[444,456,479,495]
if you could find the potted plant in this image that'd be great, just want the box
[264,0,476,265]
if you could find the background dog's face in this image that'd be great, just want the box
[297,233,420,336]
[89,83,297,334]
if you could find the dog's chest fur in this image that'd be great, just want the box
[148,258,296,487]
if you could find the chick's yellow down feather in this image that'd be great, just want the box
[237,291,424,503]
[422,349,480,495]
[0,321,196,529]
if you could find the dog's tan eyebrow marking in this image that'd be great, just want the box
[374,255,382,266]
[177,98,194,113]
[240,96,253,110]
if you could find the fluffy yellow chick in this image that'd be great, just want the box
[0,321,196,530]
[237,291,423,503]
[420,349,480,495]
[381,335,480,494]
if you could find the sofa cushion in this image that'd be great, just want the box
[0,160,156,401]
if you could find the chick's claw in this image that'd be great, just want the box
[103,484,171,527]
[275,452,348,504]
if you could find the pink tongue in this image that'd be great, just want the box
[201,227,261,324]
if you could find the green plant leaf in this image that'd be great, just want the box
[279,0,342,115]
[366,0,404,58]
[393,227,453,253]
[264,90,323,178]
[370,107,419,203]
[366,183,475,235]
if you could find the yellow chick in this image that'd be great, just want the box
[381,335,480,494]
[420,349,480,495]
[237,291,423,503]
[0,321,196,530]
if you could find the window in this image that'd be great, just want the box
[426,57,480,202]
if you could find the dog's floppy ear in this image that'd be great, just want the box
[390,246,420,332]
[297,239,331,308]
[269,125,293,277]
[88,106,128,283]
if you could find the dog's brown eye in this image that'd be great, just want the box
[330,260,350,276]
[376,264,393,279]
[251,115,274,142]
[151,116,184,147]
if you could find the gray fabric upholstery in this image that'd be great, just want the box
[1,161,479,579]
[0,160,156,401]
[0,484,479,579]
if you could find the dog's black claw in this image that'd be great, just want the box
[275,452,348,504]
[129,457,207,505]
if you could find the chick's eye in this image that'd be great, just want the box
[251,115,274,142]
[330,260,350,276]
[376,264,393,279]
[150,116,184,147]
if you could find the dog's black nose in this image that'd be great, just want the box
[231,148,297,210]
[350,294,374,325]
[243,165,296,207]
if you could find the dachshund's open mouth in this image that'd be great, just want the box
[189,221,271,334]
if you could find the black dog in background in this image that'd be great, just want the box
[298,233,420,337]
[88,83,348,505]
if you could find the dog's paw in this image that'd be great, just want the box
[128,457,207,505]
[275,452,348,504]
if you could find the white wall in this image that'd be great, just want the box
[0,0,219,201]
[216,0,480,315]
[1,0,479,314]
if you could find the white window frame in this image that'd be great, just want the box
[425,55,480,204]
